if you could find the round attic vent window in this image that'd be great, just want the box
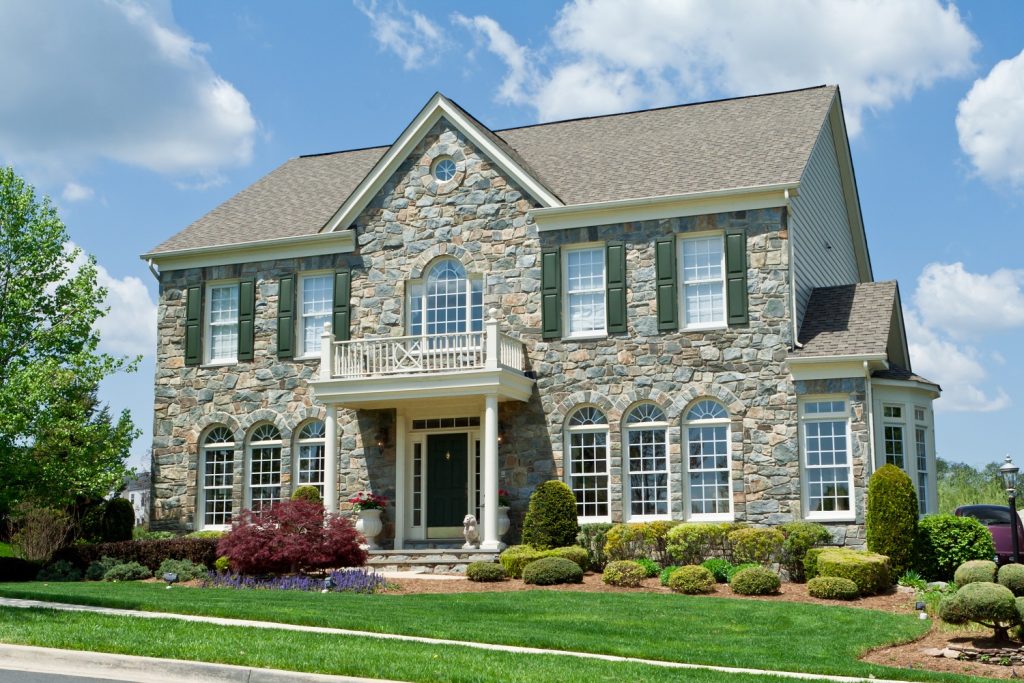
[432,157,457,182]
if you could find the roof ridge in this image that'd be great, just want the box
[298,143,391,159]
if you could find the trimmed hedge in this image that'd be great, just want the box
[807,576,859,600]
[728,527,783,566]
[466,562,506,582]
[730,566,781,595]
[0,557,41,582]
[576,523,613,571]
[522,556,583,585]
[52,537,218,572]
[604,521,679,564]
[865,464,918,576]
[666,523,731,566]
[915,514,995,581]
[667,565,715,594]
[954,560,997,587]
[602,560,647,587]
[779,522,831,582]
[546,545,589,572]
[816,548,891,595]
[939,581,1019,638]
[499,545,587,578]
[803,547,827,580]
[521,481,579,550]
[999,563,1024,597]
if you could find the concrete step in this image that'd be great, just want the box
[367,548,500,575]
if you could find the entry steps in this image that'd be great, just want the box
[366,547,500,575]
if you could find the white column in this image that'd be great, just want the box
[394,408,406,550]
[481,392,503,550]
[484,310,499,371]
[319,322,334,380]
[324,403,339,512]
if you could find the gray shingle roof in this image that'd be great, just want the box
[147,86,837,255]
[793,281,897,358]
[873,365,940,388]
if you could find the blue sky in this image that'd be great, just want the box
[1,0,1022,471]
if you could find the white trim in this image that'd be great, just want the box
[787,355,888,381]
[565,407,612,524]
[311,367,534,408]
[683,401,735,521]
[142,230,355,271]
[678,232,727,330]
[563,243,607,337]
[622,414,671,523]
[324,93,562,233]
[531,184,796,232]
[204,281,239,365]
[799,396,856,522]
[295,272,334,360]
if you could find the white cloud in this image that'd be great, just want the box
[957,49,1024,188]
[355,0,443,70]
[61,182,95,203]
[455,0,977,130]
[453,14,535,105]
[914,262,1024,339]
[0,0,256,180]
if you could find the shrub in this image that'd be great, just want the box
[85,556,119,581]
[955,560,998,587]
[101,498,135,542]
[546,545,589,572]
[728,527,783,566]
[157,558,207,581]
[521,481,580,550]
[187,530,225,539]
[779,522,831,582]
[816,548,891,595]
[999,563,1024,597]
[701,557,733,583]
[217,500,365,574]
[9,503,75,563]
[725,562,761,582]
[659,565,679,587]
[214,556,230,573]
[522,556,583,585]
[915,514,995,581]
[604,522,678,564]
[939,581,1019,639]
[576,523,613,571]
[804,547,827,580]
[36,560,81,582]
[466,562,506,582]
[666,523,729,565]
[499,545,545,579]
[133,528,176,541]
[866,464,918,577]
[0,557,41,582]
[635,557,660,578]
[104,561,152,581]
[807,576,860,600]
[667,565,715,594]
[602,560,647,587]
[53,537,219,572]
[291,486,322,504]
[730,566,781,595]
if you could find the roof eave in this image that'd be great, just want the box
[140,230,355,272]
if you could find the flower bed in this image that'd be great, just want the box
[203,568,386,594]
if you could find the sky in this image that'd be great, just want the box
[1,0,1022,472]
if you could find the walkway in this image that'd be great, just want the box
[0,597,921,683]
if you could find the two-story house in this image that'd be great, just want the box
[142,85,939,551]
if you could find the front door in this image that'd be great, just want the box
[427,433,468,531]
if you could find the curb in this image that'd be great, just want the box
[0,643,403,683]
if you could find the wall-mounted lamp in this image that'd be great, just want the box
[375,428,389,450]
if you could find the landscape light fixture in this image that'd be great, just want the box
[162,572,178,589]
[999,454,1020,564]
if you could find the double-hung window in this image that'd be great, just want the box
[565,406,610,521]
[625,404,669,520]
[685,400,733,519]
[564,246,606,337]
[298,274,332,357]
[801,399,854,519]
[680,235,725,328]
[883,405,905,469]
[408,259,483,337]
[914,406,929,514]
[199,426,234,528]
[295,421,326,498]
[207,283,239,363]
[247,424,282,510]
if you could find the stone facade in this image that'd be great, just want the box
[151,117,873,545]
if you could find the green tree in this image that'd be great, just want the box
[0,166,138,514]
[936,458,1014,514]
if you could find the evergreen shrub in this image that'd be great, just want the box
[939,582,1019,639]
[779,522,831,581]
[865,464,918,576]
[522,556,583,585]
[728,527,783,566]
[101,498,135,543]
[85,556,119,581]
[816,548,891,595]
[915,514,995,581]
[807,576,859,600]
[635,557,660,577]
[602,560,647,587]
[666,523,730,565]
[157,558,207,581]
[466,562,506,582]
[701,558,733,583]
[999,563,1024,597]
[290,486,322,503]
[521,481,579,550]
[659,565,680,586]
[954,560,997,587]
[667,565,715,594]
[0,557,41,582]
[576,523,613,571]
[36,560,81,582]
[729,566,781,595]
[103,561,152,581]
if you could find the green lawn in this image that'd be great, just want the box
[0,581,990,683]
[0,543,13,558]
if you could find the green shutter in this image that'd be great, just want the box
[277,275,295,359]
[333,268,351,342]
[725,229,748,326]
[185,285,202,366]
[605,242,627,334]
[655,238,678,331]
[541,247,561,339]
[237,278,256,361]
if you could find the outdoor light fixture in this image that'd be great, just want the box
[322,576,334,594]
[162,572,178,589]
[1000,454,1020,564]
[915,601,926,611]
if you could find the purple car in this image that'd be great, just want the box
[955,504,1024,564]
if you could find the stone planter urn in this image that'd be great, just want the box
[355,509,383,550]
[497,506,511,539]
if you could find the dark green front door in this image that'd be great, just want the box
[427,433,468,528]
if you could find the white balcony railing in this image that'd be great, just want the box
[319,317,526,381]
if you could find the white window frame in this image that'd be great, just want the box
[407,258,483,338]
[677,232,726,331]
[205,281,240,364]
[564,406,611,523]
[624,403,670,521]
[294,421,326,498]
[198,426,234,530]
[882,403,906,470]
[800,397,855,522]
[246,424,282,511]
[296,272,333,359]
[562,243,607,339]
[684,400,734,521]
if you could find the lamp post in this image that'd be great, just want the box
[999,454,1020,564]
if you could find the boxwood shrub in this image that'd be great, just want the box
[779,522,831,582]
[546,545,589,571]
[667,565,715,594]
[728,527,783,566]
[914,514,995,581]
[522,556,583,585]
[954,559,997,587]
[803,547,827,580]
[999,563,1024,596]
[604,521,679,564]
[499,545,587,578]
[466,562,506,582]
[85,556,120,581]
[816,548,891,595]
[666,523,730,566]
[729,566,781,595]
[602,560,647,587]
[939,581,1019,639]
[807,576,859,600]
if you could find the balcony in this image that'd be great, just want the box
[309,317,534,408]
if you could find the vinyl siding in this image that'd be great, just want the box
[791,119,860,330]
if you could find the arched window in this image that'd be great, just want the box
[199,426,234,528]
[624,403,669,519]
[295,421,325,498]
[684,400,733,519]
[247,424,282,510]
[565,406,609,521]
[409,259,483,337]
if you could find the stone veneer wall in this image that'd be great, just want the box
[151,116,867,545]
